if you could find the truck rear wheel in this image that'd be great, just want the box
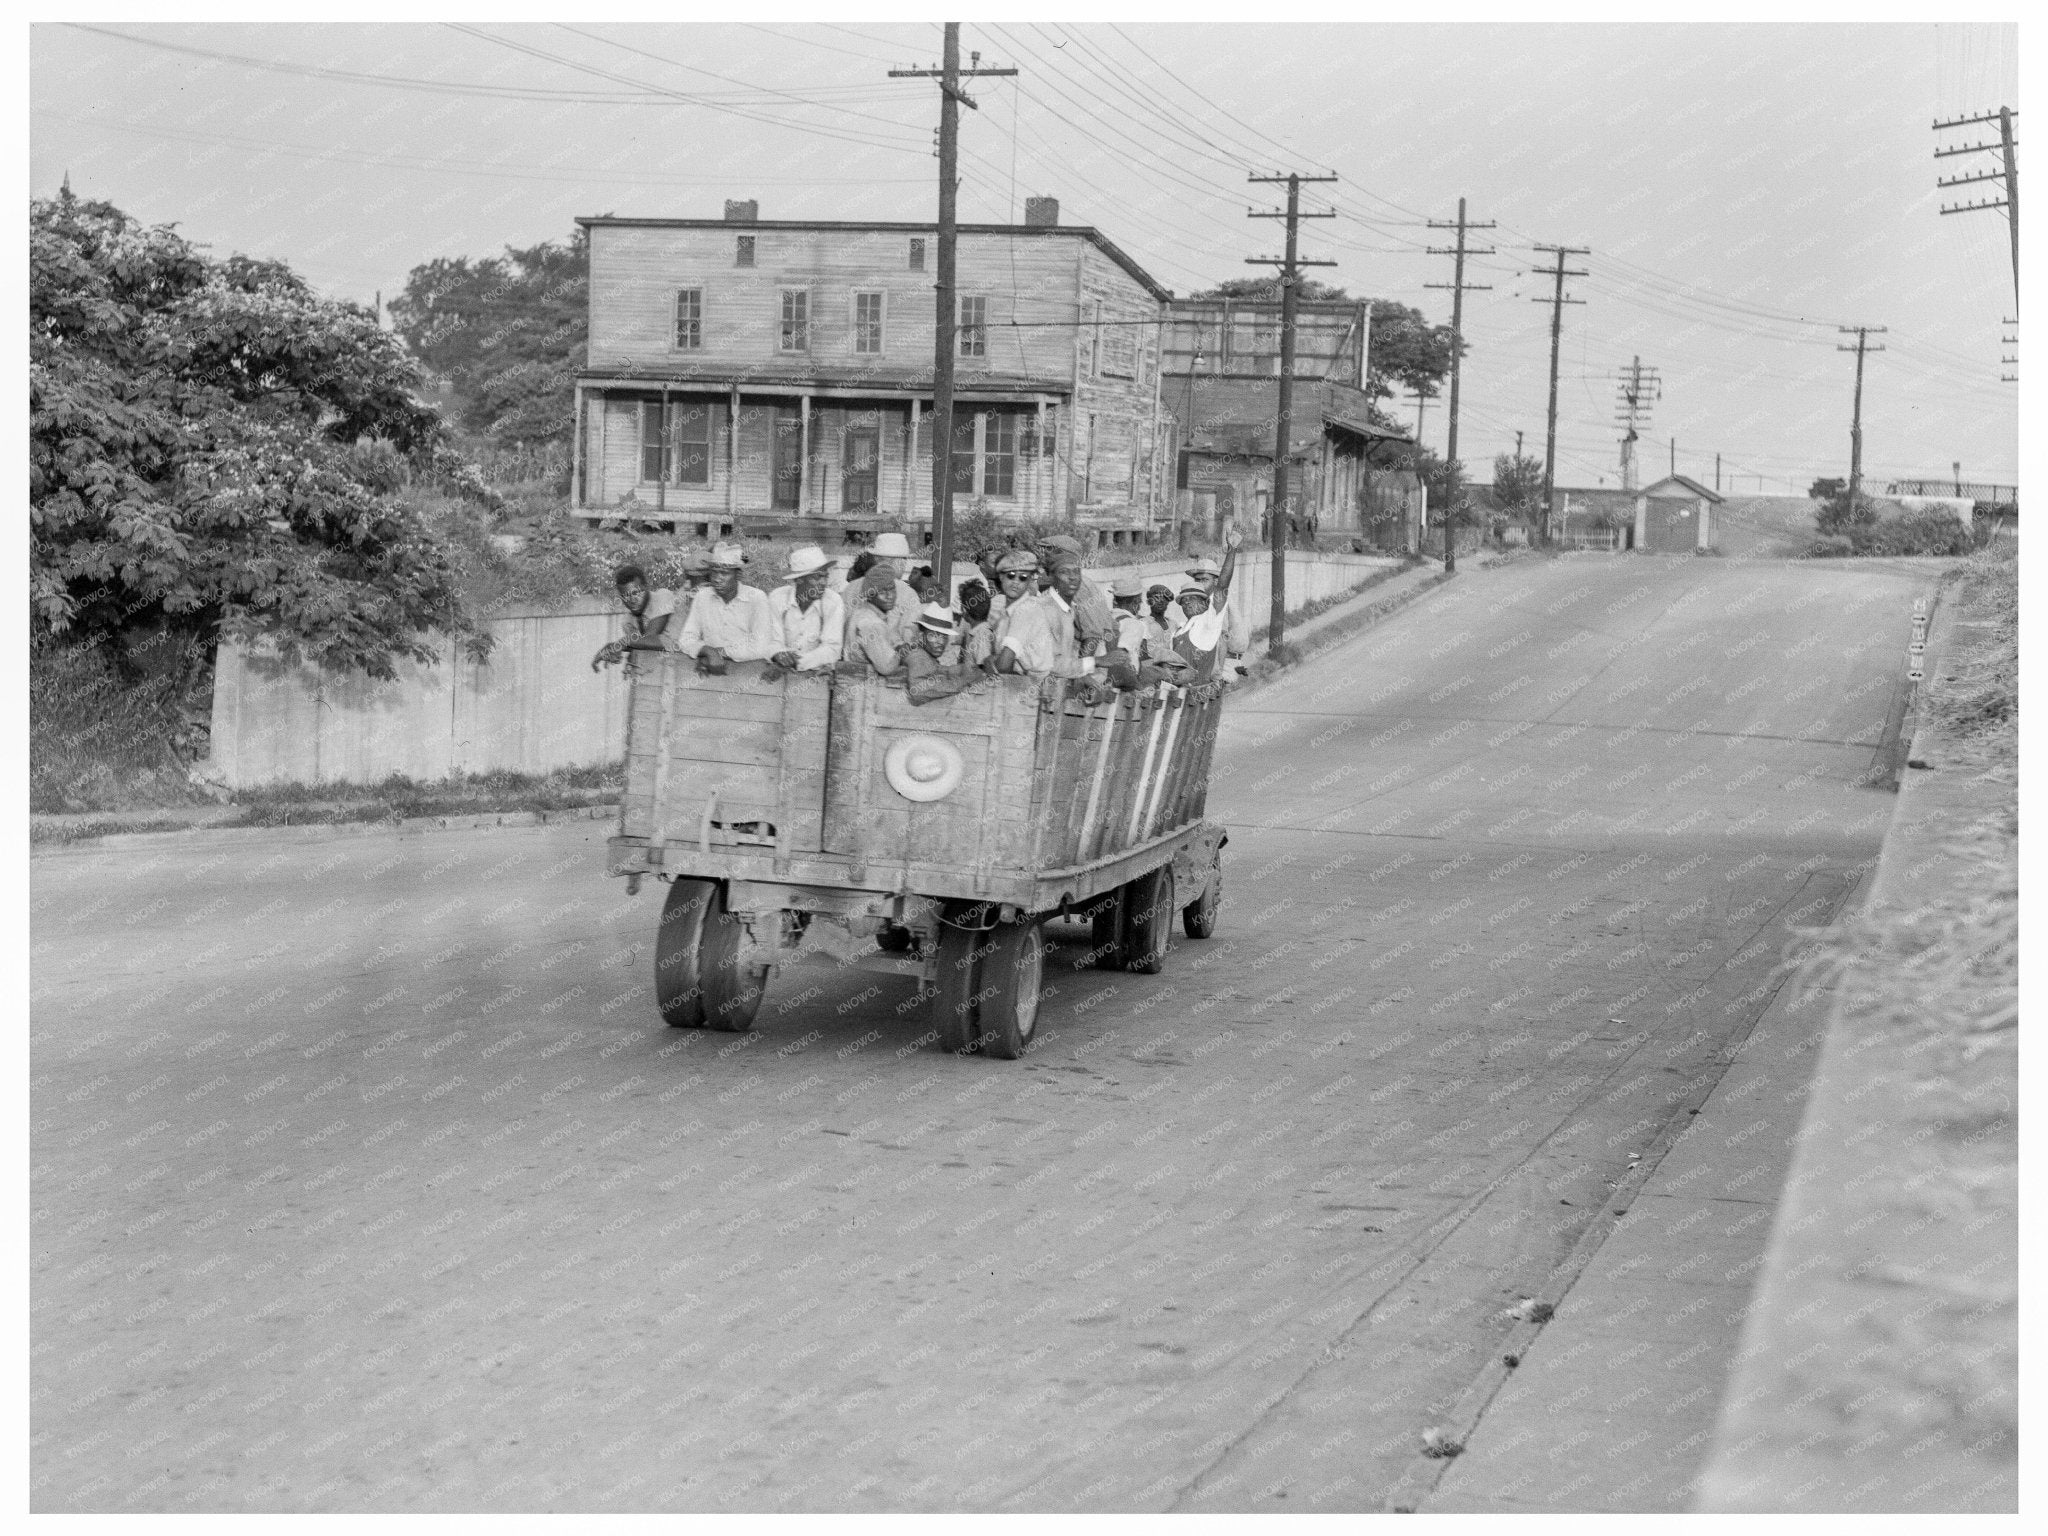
[1182,852,1223,939]
[979,915,1047,1060]
[1123,865,1177,975]
[932,900,992,1053]
[655,878,763,1032]
[1085,888,1127,971]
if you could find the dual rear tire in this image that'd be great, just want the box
[655,878,765,1032]
[934,901,1046,1060]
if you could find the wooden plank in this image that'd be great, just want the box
[1141,690,1187,838]
[665,717,785,768]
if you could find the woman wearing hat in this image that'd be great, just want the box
[763,544,845,675]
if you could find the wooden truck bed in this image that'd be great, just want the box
[607,658,1225,914]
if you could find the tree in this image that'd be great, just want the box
[30,190,491,679]
[390,230,588,452]
[1492,452,1546,515]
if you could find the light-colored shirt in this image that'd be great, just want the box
[1171,606,1228,680]
[1000,590,1091,679]
[676,583,776,661]
[1112,608,1151,657]
[765,585,846,670]
[840,581,919,653]
[961,618,996,667]
[845,601,907,676]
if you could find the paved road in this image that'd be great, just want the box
[31,553,1932,1512]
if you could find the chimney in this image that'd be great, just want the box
[1023,196,1059,228]
[723,199,758,223]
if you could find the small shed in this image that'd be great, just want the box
[1634,474,1724,553]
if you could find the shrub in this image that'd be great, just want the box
[1806,534,1857,558]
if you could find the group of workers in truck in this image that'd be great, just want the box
[592,525,1246,704]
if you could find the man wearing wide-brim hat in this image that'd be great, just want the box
[764,543,845,675]
[837,530,921,655]
[675,541,776,674]
[904,601,985,705]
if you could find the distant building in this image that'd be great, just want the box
[1634,474,1724,552]
[570,197,1171,539]
[1159,298,1413,545]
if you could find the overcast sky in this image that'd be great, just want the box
[31,20,2021,490]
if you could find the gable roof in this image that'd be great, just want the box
[1641,473,1725,504]
[577,215,1173,302]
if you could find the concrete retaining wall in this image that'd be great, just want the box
[206,551,1403,790]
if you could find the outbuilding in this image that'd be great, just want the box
[1632,474,1724,553]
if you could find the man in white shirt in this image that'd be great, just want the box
[995,558,1097,681]
[676,542,775,673]
[764,544,845,675]
[1170,526,1243,681]
[1180,549,1251,659]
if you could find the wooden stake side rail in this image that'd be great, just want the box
[614,655,1227,913]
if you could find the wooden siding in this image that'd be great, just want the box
[1065,243,1164,523]
[589,224,1098,384]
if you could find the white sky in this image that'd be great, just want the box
[29,18,2022,491]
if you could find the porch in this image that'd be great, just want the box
[571,379,1066,534]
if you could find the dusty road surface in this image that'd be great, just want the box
[33,554,1933,1512]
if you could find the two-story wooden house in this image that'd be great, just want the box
[571,198,1173,540]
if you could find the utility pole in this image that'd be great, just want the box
[1515,430,1523,458]
[1669,437,1676,479]
[1426,198,1495,574]
[1614,356,1660,492]
[1837,326,1886,508]
[1531,245,1587,547]
[1247,170,1337,653]
[1715,452,1721,494]
[891,26,1016,593]
[1404,388,1432,447]
[1935,107,2020,314]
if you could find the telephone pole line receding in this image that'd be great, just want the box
[1837,326,1887,508]
[1614,356,1661,492]
[1247,171,1337,653]
[1531,244,1588,546]
[890,25,1017,592]
[1935,107,2020,314]
[1425,198,1495,575]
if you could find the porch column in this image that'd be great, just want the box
[906,398,920,519]
[727,385,741,520]
[570,382,585,512]
[1036,399,1049,521]
[799,394,812,517]
[656,382,670,521]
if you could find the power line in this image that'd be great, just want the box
[1425,198,1496,574]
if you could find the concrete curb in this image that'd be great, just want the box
[30,802,619,858]
[1236,566,1456,689]
[1692,585,2017,1511]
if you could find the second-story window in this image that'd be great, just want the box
[958,295,987,358]
[780,290,809,352]
[909,238,926,271]
[673,288,702,350]
[736,235,755,267]
[853,291,885,354]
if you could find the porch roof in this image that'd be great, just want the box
[578,366,1068,402]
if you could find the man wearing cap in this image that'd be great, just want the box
[1170,524,1244,681]
[675,543,776,673]
[841,531,920,654]
[591,563,679,672]
[841,566,910,677]
[996,557,1095,681]
[1182,547,1251,659]
[989,549,1038,637]
[763,544,845,675]
[1108,574,1153,659]
[904,603,985,705]
[1036,533,1115,653]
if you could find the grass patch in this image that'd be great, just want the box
[233,764,623,824]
